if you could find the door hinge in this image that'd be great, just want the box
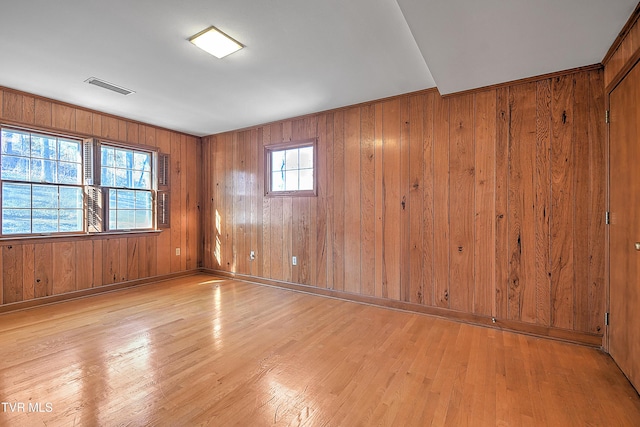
[605,211,610,224]
[605,110,610,124]
[605,312,610,326]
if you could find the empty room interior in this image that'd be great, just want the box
[2,0,640,425]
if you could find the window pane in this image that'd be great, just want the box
[58,162,81,185]
[1,130,30,156]
[2,183,31,208]
[134,152,151,171]
[285,170,299,191]
[101,147,115,167]
[60,187,83,209]
[101,167,115,187]
[2,209,30,234]
[117,210,135,229]
[272,151,285,172]
[31,135,57,159]
[135,191,152,210]
[115,168,130,188]
[58,139,81,163]
[59,209,82,232]
[109,189,117,209]
[32,185,57,209]
[299,146,313,169]
[32,209,58,233]
[135,210,152,228]
[299,169,313,191]
[132,171,151,189]
[2,156,30,181]
[109,211,117,230]
[271,171,285,192]
[285,149,299,170]
[115,149,133,169]
[31,159,58,183]
[117,190,135,209]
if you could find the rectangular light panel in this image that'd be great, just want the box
[189,26,243,59]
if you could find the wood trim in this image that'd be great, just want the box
[441,64,604,99]
[0,269,200,314]
[606,50,640,94]
[0,229,163,246]
[602,2,640,65]
[204,269,604,348]
[0,86,201,139]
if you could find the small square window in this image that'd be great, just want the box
[265,139,316,197]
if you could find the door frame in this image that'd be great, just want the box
[605,54,640,353]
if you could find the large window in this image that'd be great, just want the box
[1,129,83,234]
[0,126,164,237]
[265,139,316,196]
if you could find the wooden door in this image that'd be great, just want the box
[609,59,640,393]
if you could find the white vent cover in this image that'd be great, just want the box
[84,77,135,95]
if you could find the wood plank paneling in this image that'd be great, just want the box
[35,243,53,297]
[76,240,93,289]
[200,67,606,341]
[22,245,35,301]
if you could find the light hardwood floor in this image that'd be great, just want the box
[0,274,638,426]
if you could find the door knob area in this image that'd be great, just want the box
[635,242,640,251]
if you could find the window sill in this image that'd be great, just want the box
[0,229,164,245]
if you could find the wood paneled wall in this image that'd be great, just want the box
[0,87,201,308]
[202,68,606,339]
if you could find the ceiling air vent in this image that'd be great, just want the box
[84,77,135,95]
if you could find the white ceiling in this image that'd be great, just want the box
[0,1,636,137]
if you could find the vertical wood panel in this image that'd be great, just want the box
[34,99,52,128]
[332,112,345,291]
[422,92,436,306]
[127,238,139,281]
[3,245,23,304]
[119,237,128,282]
[76,240,93,289]
[103,238,120,284]
[382,99,401,301]
[93,240,103,288]
[315,116,328,288]
[495,87,510,319]
[53,242,76,294]
[325,114,335,290]
[344,107,361,293]
[573,72,592,331]
[535,80,552,326]
[474,90,496,316]
[170,132,182,273]
[550,75,575,330]
[22,96,35,124]
[408,94,425,304]
[588,70,606,334]
[76,109,93,134]
[22,245,35,301]
[507,83,537,323]
[360,106,376,296]
[449,94,475,313]
[260,128,271,278]
[400,99,411,302]
[52,104,76,131]
[433,95,450,308]
[3,91,23,122]
[35,243,53,297]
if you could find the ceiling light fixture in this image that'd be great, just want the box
[189,26,244,59]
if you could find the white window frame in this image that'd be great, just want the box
[264,138,317,197]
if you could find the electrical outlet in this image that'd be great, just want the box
[292,256,297,266]
[175,248,180,256]
[250,251,255,261]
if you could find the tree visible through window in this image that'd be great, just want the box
[1,129,83,234]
